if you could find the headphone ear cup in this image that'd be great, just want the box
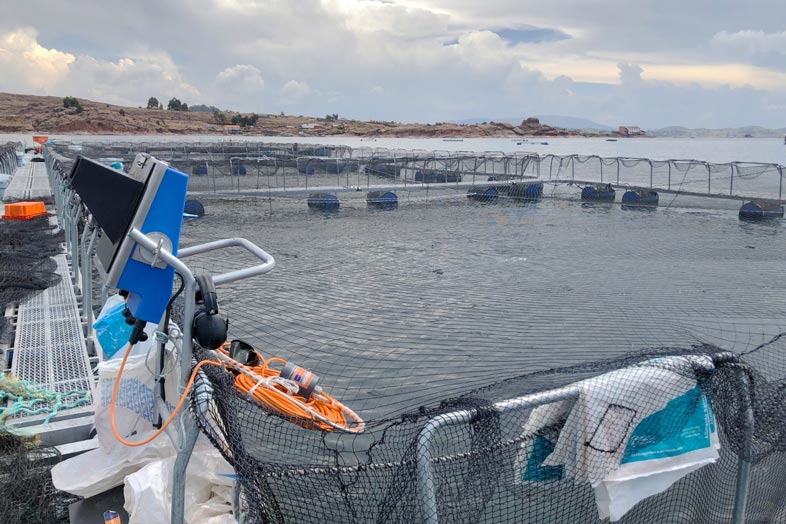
[193,308,228,350]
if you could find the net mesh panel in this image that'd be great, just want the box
[0,214,74,524]
[44,141,786,523]
[0,432,77,524]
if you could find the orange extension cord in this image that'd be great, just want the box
[110,341,364,447]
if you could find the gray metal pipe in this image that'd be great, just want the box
[416,386,580,524]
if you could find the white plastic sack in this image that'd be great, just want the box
[124,445,236,524]
[94,332,179,452]
[517,356,719,522]
[51,435,174,498]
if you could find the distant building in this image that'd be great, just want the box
[618,126,642,136]
[301,123,322,130]
[224,124,241,134]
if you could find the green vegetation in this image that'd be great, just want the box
[214,111,227,124]
[62,96,83,113]
[146,97,161,109]
[230,113,258,127]
[191,104,221,113]
[167,97,189,111]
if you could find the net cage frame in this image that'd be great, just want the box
[37,140,786,524]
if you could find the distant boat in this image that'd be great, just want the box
[540,142,549,145]
[443,138,464,142]
[606,138,617,142]
[516,141,522,145]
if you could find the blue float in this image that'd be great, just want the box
[232,164,247,176]
[622,190,659,206]
[367,191,398,208]
[509,182,543,200]
[184,199,205,217]
[467,186,499,201]
[414,171,462,183]
[582,184,616,202]
[308,193,340,210]
[192,165,208,176]
[739,200,784,220]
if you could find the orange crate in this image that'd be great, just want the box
[2,201,47,220]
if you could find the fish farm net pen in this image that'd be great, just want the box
[0,215,76,524]
[10,140,786,523]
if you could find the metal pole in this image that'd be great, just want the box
[779,166,783,200]
[600,157,603,184]
[649,160,653,188]
[732,367,754,524]
[171,415,200,524]
[668,163,671,191]
[730,164,734,196]
[707,163,711,194]
[417,386,580,524]
[616,159,620,185]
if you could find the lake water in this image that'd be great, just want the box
[15,133,786,417]
[4,133,786,165]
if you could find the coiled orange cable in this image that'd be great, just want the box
[110,341,363,447]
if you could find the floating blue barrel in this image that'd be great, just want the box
[581,184,615,202]
[184,199,205,217]
[308,193,340,210]
[509,182,543,200]
[193,165,208,176]
[467,186,499,201]
[367,191,398,208]
[739,200,784,220]
[415,171,462,183]
[232,164,247,176]
[622,190,659,206]
[487,176,496,181]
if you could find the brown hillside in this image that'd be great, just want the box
[0,92,590,138]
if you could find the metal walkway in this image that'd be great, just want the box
[8,253,96,447]
[4,161,52,201]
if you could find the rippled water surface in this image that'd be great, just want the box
[179,195,786,417]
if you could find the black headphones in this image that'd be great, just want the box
[192,273,228,349]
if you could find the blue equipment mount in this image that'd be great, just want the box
[70,153,189,323]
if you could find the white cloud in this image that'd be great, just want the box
[0,27,74,92]
[371,86,384,95]
[63,51,200,106]
[712,30,786,56]
[280,79,311,99]
[216,64,265,91]
[0,26,199,106]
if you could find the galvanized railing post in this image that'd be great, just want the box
[417,386,580,524]
[732,367,755,524]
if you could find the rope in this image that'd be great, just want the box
[0,375,90,425]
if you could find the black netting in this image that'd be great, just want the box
[189,336,786,524]
[0,431,78,524]
[0,216,64,343]
[0,213,73,524]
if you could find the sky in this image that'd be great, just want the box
[0,0,785,128]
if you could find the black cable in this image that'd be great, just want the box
[154,273,185,427]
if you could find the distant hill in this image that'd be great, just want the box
[535,115,614,131]
[451,115,613,131]
[651,126,786,138]
[0,92,592,138]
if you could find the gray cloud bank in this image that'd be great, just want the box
[1,0,784,128]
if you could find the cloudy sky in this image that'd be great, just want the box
[1,0,785,128]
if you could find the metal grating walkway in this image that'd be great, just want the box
[11,254,94,404]
[4,161,52,201]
